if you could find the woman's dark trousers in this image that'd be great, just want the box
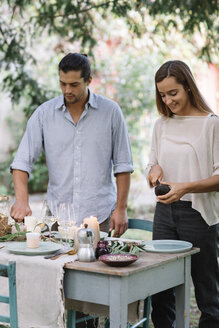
[151,200,219,328]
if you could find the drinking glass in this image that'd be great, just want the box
[57,202,76,246]
[41,200,58,239]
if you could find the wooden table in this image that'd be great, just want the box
[64,249,199,328]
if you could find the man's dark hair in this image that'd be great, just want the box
[58,53,91,82]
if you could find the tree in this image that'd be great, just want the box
[0,0,218,117]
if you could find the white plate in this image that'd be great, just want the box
[52,231,107,241]
[105,237,146,246]
[143,240,193,253]
[6,241,62,256]
[100,231,108,239]
[52,233,72,241]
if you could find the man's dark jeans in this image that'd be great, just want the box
[151,200,219,328]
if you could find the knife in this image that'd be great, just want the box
[48,249,77,260]
[44,247,72,259]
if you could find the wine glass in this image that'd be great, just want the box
[41,200,58,239]
[57,202,76,246]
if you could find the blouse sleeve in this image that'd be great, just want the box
[145,118,160,185]
[212,116,219,176]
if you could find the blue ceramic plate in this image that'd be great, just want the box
[52,233,73,241]
[6,241,62,256]
[52,231,108,241]
[100,231,108,239]
[143,240,193,253]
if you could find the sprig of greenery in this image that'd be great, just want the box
[0,222,27,241]
[109,240,145,256]
[0,231,26,242]
[15,222,20,232]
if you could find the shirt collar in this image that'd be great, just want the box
[55,89,97,112]
[54,95,65,111]
[87,89,98,109]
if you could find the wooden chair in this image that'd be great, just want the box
[0,261,18,328]
[67,218,153,328]
[66,311,98,328]
[127,218,153,328]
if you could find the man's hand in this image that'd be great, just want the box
[10,200,32,222]
[148,165,163,187]
[110,172,130,237]
[11,169,31,222]
[109,207,128,237]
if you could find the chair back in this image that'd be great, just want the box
[127,218,153,328]
[128,218,153,232]
[0,261,18,328]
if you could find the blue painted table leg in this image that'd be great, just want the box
[67,309,76,328]
[8,262,18,328]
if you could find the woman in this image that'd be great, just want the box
[146,60,219,328]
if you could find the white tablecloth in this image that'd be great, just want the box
[0,242,77,328]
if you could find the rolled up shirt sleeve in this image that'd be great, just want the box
[10,107,43,176]
[112,104,134,176]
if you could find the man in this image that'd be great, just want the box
[10,52,133,237]
[10,53,133,328]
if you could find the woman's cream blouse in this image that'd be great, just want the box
[146,113,219,226]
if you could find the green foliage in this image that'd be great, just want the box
[28,152,48,193]
[94,50,158,174]
[1,0,218,112]
[0,159,14,195]
[147,0,219,62]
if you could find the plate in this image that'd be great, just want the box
[52,233,73,241]
[99,253,138,267]
[100,231,108,239]
[52,231,107,240]
[143,240,193,253]
[42,231,60,237]
[6,241,62,256]
[105,237,145,247]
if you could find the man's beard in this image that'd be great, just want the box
[64,95,78,105]
[64,92,84,105]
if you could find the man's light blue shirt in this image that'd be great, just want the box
[10,90,134,225]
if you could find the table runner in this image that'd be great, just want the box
[0,242,77,328]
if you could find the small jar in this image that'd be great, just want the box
[95,240,110,259]
[0,195,10,237]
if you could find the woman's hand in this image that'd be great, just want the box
[156,182,188,204]
[148,165,163,187]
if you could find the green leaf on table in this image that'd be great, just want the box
[15,222,21,232]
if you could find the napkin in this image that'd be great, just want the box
[0,242,77,328]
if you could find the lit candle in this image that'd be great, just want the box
[24,216,38,232]
[83,216,100,248]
